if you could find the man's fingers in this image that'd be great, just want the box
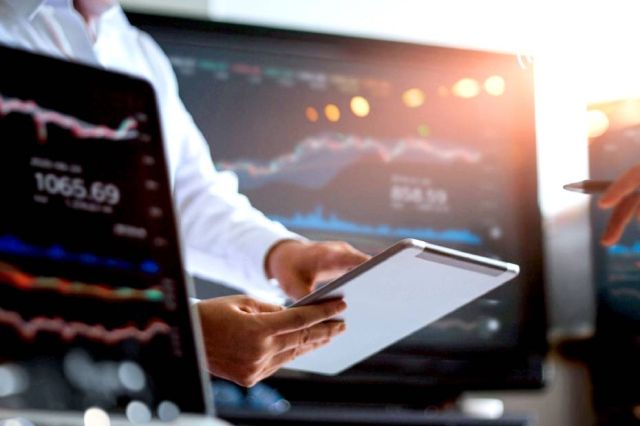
[599,165,640,209]
[601,193,640,246]
[264,338,333,373]
[312,243,371,285]
[323,244,370,269]
[251,299,286,313]
[260,299,346,334]
[273,320,345,353]
[257,338,331,381]
[253,320,345,384]
[231,297,284,314]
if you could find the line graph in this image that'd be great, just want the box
[0,262,165,302]
[0,307,171,344]
[0,93,139,143]
[217,133,482,190]
[268,207,482,245]
[0,235,160,274]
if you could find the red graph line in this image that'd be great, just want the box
[218,134,482,177]
[0,308,171,344]
[0,94,139,143]
[0,262,165,302]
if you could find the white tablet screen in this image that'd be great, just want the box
[285,241,518,375]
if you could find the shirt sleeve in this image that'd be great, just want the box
[134,30,301,301]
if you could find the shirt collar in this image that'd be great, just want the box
[95,4,131,40]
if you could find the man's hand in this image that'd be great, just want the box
[197,295,346,387]
[598,164,640,246]
[266,240,370,300]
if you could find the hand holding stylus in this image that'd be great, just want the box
[598,164,640,246]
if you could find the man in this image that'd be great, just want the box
[0,0,369,387]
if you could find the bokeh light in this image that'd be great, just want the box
[0,364,28,398]
[118,361,146,392]
[484,75,506,96]
[452,78,481,99]
[324,104,341,122]
[83,408,111,426]
[611,99,640,128]
[126,401,152,424]
[350,96,370,117]
[157,401,181,422]
[305,106,319,122]
[64,350,120,395]
[586,109,610,139]
[489,226,503,240]
[401,88,425,108]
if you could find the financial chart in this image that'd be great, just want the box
[0,47,206,417]
[154,30,540,357]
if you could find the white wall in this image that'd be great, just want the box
[210,0,538,53]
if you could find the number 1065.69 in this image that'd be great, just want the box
[34,172,121,206]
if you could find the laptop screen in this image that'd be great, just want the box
[0,45,210,419]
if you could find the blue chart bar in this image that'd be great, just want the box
[0,235,159,274]
[608,242,640,256]
[269,207,482,245]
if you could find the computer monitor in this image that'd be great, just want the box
[0,45,211,420]
[129,13,547,404]
[587,98,640,424]
[588,98,640,335]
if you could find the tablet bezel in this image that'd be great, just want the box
[290,238,519,308]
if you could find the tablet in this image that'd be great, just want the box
[284,239,519,375]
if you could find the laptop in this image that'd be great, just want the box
[0,45,229,426]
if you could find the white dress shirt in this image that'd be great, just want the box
[0,0,297,302]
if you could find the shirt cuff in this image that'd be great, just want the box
[243,223,306,285]
[184,222,304,301]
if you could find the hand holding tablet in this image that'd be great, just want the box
[284,239,519,375]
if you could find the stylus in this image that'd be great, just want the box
[563,180,614,194]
